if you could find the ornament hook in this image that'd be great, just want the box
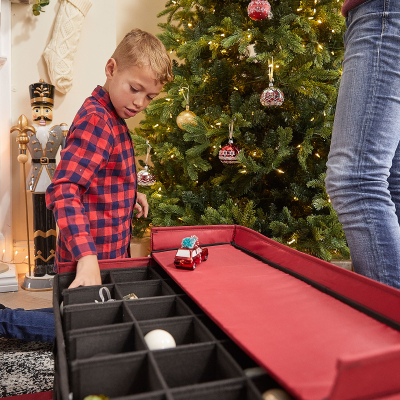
[229,121,234,144]
[145,140,152,166]
[180,85,190,108]
[268,57,275,86]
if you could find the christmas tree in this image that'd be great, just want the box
[132,0,349,261]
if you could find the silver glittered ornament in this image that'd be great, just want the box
[260,58,284,107]
[219,121,241,164]
[261,83,284,106]
[137,165,156,186]
[137,141,156,186]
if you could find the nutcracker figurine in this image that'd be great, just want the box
[19,79,68,282]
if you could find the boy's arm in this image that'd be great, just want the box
[46,113,114,285]
[69,255,101,288]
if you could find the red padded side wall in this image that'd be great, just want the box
[233,226,400,325]
[151,225,236,252]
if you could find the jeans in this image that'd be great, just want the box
[0,308,55,343]
[326,0,400,289]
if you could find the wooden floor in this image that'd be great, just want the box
[0,274,53,310]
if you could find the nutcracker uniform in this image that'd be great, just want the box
[28,80,67,276]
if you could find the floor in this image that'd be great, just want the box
[0,274,53,310]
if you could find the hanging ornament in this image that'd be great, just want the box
[176,86,197,130]
[260,58,284,106]
[219,121,241,164]
[247,0,272,21]
[137,141,156,186]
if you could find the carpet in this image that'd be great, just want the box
[0,338,54,398]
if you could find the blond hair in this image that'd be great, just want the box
[112,28,173,84]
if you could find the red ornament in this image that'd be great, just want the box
[260,84,284,106]
[247,0,272,21]
[137,165,156,186]
[219,140,241,164]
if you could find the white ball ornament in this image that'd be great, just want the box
[144,329,176,350]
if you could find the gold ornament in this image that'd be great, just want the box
[177,105,197,129]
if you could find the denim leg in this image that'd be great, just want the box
[326,0,400,288]
[0,308,55,343]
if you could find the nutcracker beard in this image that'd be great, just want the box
[32,193,57,276]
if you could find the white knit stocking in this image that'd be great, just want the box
[43,0,92,94]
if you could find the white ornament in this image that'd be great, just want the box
[144,329,176,350]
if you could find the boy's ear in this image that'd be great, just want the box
[105,58,117,79]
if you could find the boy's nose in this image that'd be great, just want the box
[134,95,145,109]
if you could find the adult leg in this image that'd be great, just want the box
[0,307,55,343]
[326,0,400,288]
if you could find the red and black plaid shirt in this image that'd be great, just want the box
[46,86,137,266]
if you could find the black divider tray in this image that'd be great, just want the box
[54,265,291,400]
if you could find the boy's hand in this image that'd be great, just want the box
[68,254,102,288]
[135,192,149,218]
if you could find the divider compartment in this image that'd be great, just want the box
[151,343,243,388]
[115,280,175,299]
[66,322,147,361]
[70,352,166,399]
[110,267,165,283]
[126,296,194,321]
[139,316,216,347]
[63,301,133,331]
[170,379,262,400]
[62,284,115,306]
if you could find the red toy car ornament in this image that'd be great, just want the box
[174,235,208,270]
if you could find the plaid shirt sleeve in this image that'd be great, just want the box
[46,113,114,260]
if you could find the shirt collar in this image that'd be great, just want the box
[91,85,127,127]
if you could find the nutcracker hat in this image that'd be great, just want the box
[29,79,55,106]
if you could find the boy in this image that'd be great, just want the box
[46,29,173,289]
